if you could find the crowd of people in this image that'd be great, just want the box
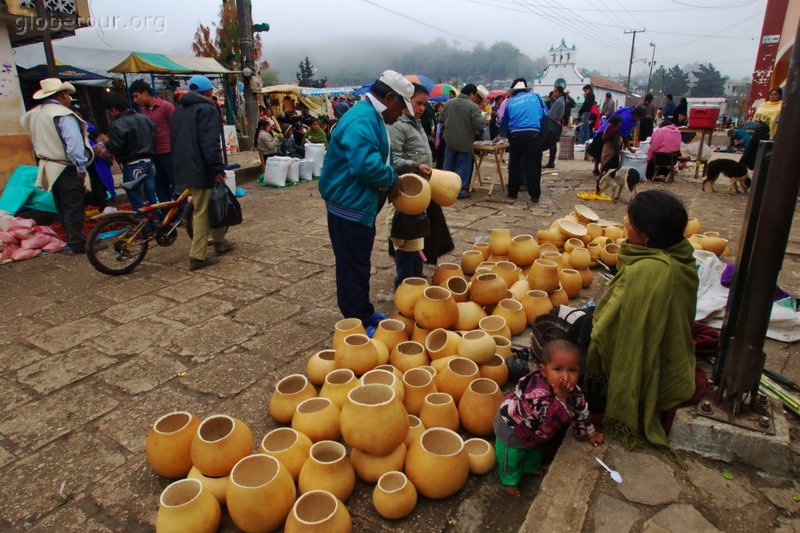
[21,75,235,270]
[18,65,788,502]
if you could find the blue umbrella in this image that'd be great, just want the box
[354,83,372,96]
[18,63,109,81]
[404,74,435,93]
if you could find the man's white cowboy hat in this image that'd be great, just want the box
[477,84,489,100]
[33,78,76,100]
[510,79,530,91]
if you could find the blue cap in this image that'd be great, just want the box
[188,75,213,93]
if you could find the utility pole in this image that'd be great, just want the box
[624,28,645,95]
[646,42,656,95]
[34,0,57,77]
[236,0,259,150]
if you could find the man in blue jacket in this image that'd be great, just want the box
[501,78,547,202]
[319,70,414,331]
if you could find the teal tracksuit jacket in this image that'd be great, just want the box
[319,98,398,227]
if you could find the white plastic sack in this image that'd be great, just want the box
[694,250,800,342]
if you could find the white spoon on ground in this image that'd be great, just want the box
[595,457,623,483]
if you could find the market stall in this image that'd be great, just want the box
[258,84,333,119]
[109,52,239,127]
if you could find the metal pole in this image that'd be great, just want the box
[717,17,800,404]
[646,42,656,95]
[236,0,259,151]
[34,0,57,78]
[624,29,644,94]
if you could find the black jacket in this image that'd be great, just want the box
[107,110,155,164]
[578,91,596,115]
[170,92,224,189]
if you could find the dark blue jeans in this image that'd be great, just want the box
[327,212,376,322]
[394,250,423,289]
[153,153,177,200]
[578,112,593,143]
[443,148,473,194]
[122,159,158,210]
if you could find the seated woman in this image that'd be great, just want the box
[303,118,329,148]
[584,190,698,457]
[646,118,682,180]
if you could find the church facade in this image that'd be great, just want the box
[532,40,627,113]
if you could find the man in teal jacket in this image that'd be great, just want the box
[319,70,414,331]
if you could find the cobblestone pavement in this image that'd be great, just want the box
[0,143,797,532]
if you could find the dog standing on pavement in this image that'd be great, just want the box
[596,167,640,202]
[702,158,751,194]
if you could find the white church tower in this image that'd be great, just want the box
[534,39,587,98]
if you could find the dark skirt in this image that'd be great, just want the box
[423,201,453,264]
[639,118,654,142]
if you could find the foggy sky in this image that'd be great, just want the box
[63,0,765,80]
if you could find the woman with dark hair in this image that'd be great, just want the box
[753,87,782,140]
[637,94,656,142]
[588,106,644,175]
[585,189,699,458]
[673,97,688,126]
[387,83,454,285]
[255,119,278,167]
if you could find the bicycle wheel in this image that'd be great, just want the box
[86,215,149,275]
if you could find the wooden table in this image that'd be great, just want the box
[680,127,715,179]
[471,142,508,195]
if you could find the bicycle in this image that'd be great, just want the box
[86,162,240,275]
[85,186,194,275]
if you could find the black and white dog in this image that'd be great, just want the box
[702,159,750,194]
[596,167,640,202]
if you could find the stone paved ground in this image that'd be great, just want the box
[0,140,798,532]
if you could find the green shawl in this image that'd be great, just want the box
[586,239,698,459]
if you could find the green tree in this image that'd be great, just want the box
[649,65,668,95]
[690,63,728,97]
[296,57,327,88]
[191,2,266,71]
[262,68,280,86]
[663,65,690,96]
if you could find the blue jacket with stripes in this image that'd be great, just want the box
[319,98,398,227]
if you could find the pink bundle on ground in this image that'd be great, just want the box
[21,235,52,250]
[2,245,19,260]
[34,225,60,238]
[11,248,39,261]
[42,239,66,253]
[11,218,35,230]
[0,231,19,246]
[10,228,33,240]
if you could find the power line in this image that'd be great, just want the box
[511,0,631,55]
[660,11,761,51]
[465,0,756,39]
[670,0,760,8]
[359,0,479,44]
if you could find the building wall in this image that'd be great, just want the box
[0,22,34,190]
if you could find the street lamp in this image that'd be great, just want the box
[646,42,656,95]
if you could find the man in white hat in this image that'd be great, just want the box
[319,69,412,335]
[20,78,94,254]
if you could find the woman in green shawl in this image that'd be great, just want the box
[585,190,698,457]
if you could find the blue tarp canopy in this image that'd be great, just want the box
[17,62,109,81]
[354,83,372,96]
